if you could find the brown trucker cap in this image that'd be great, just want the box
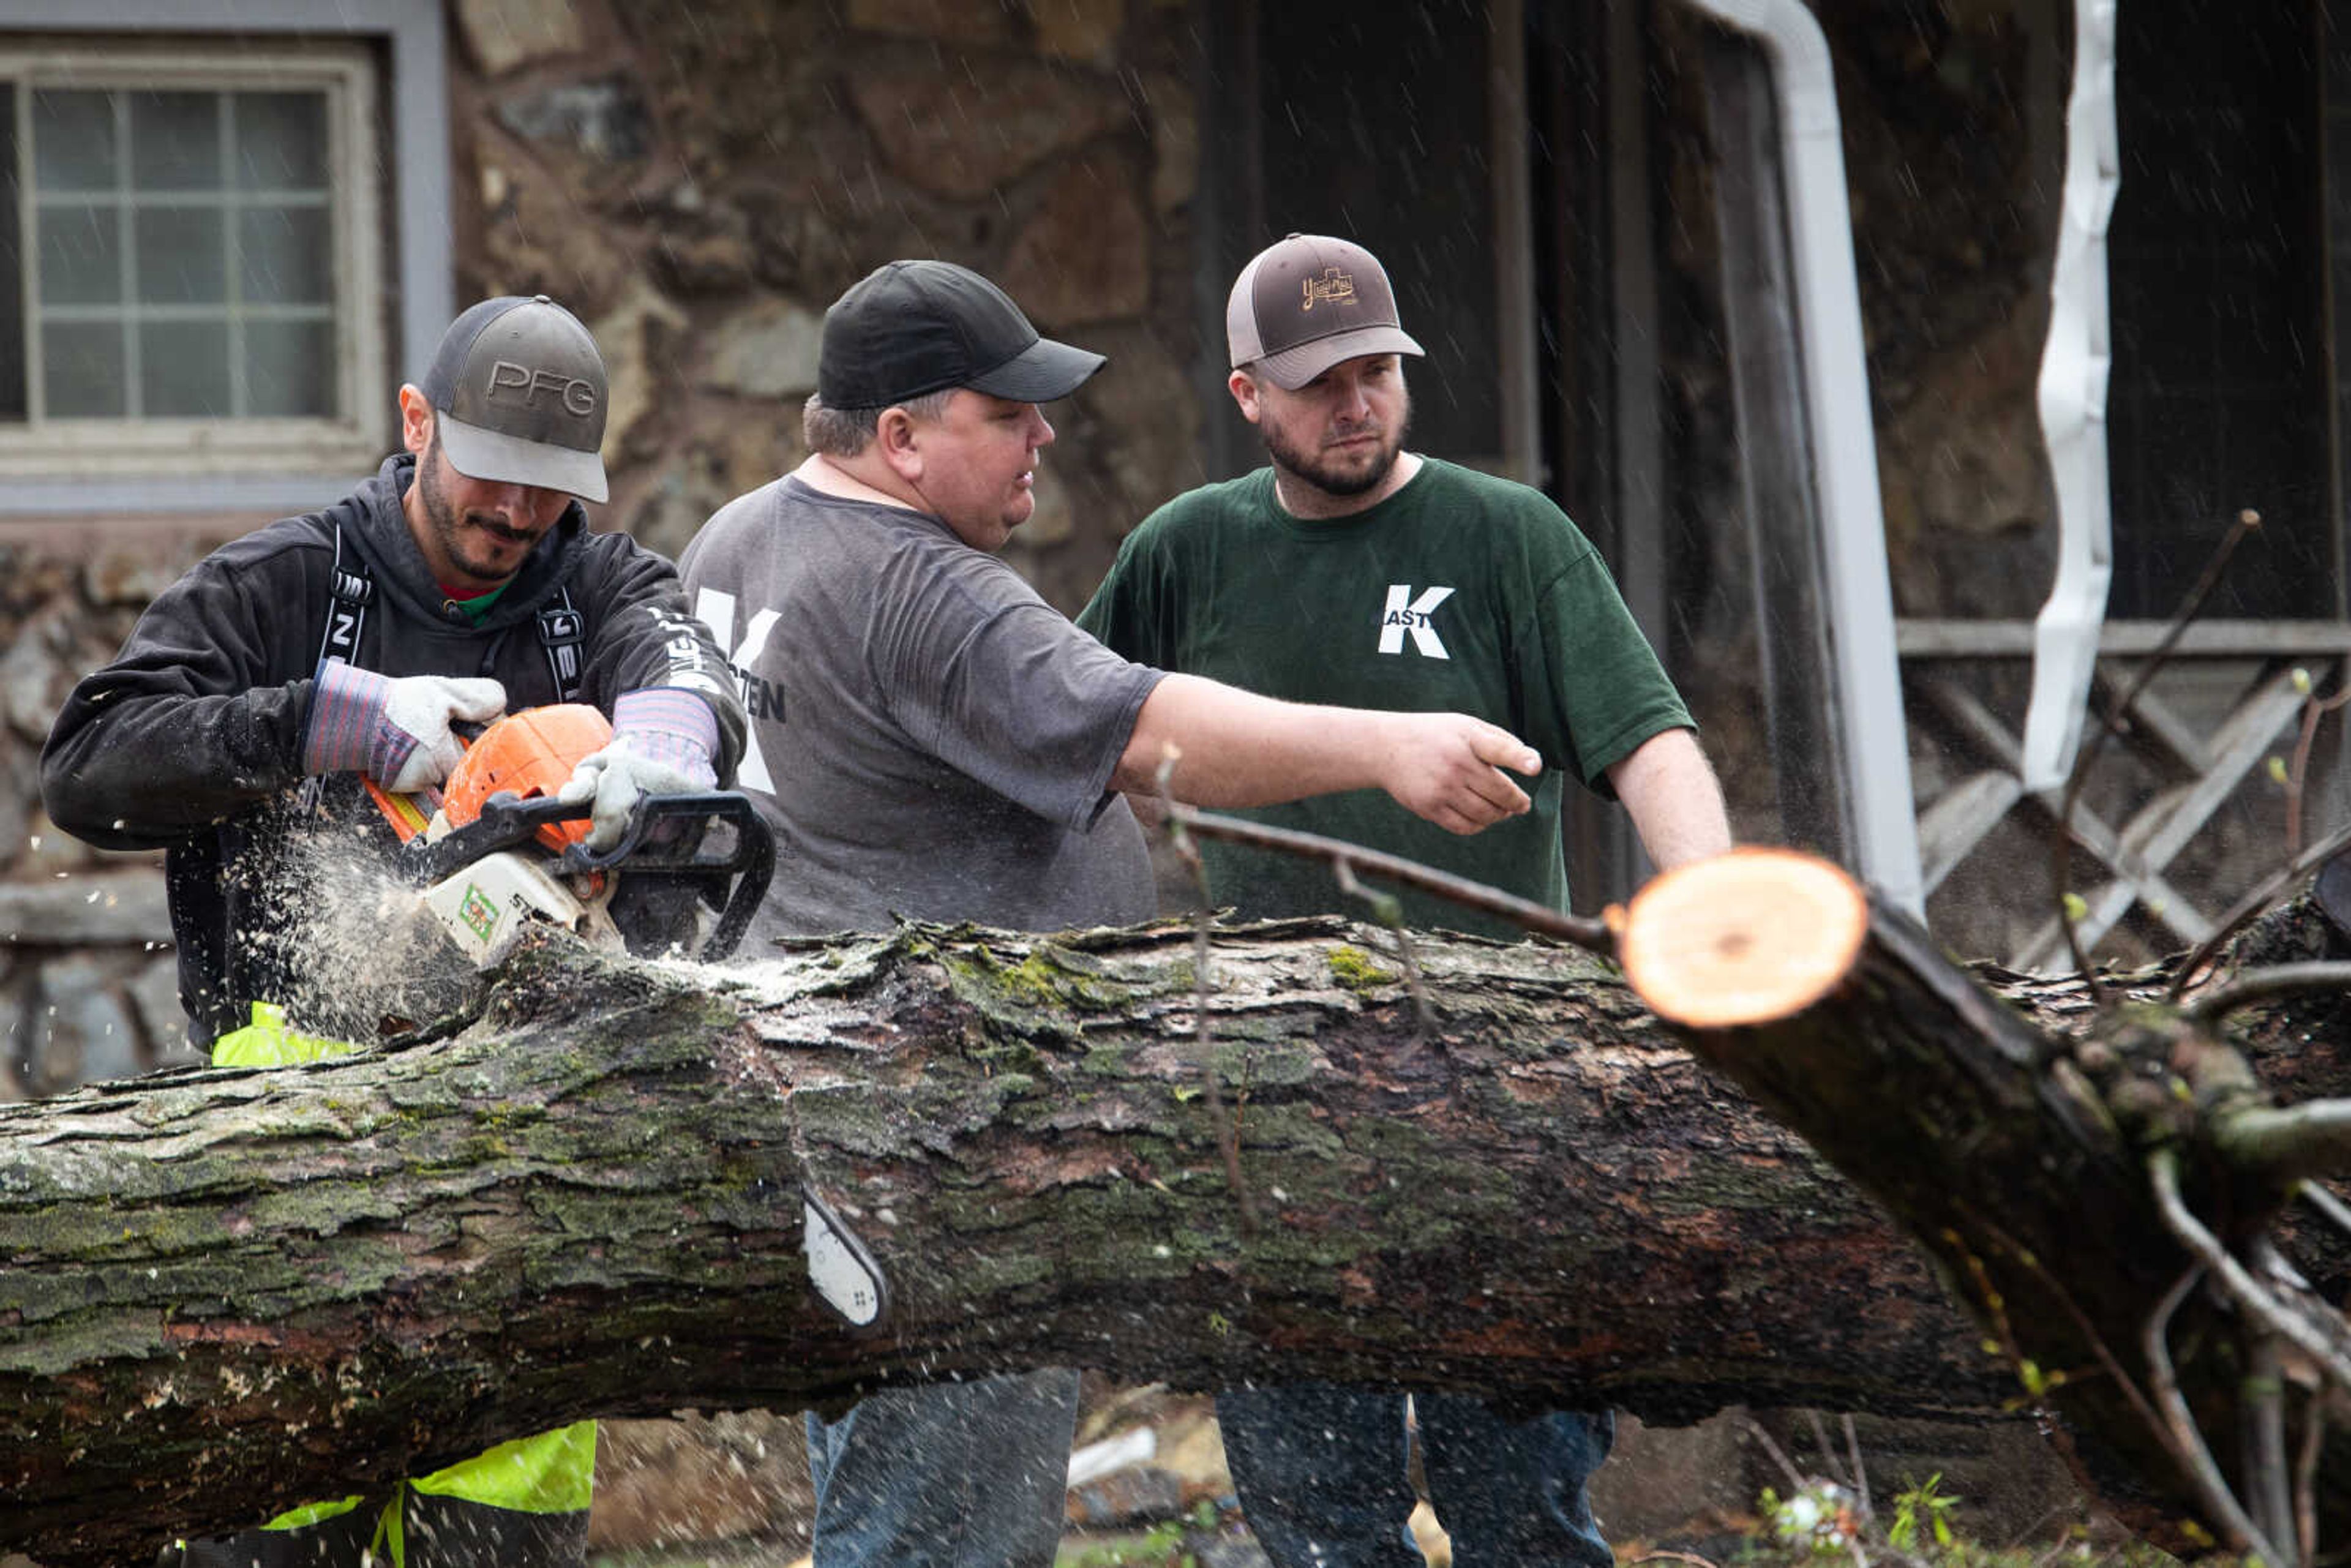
[1226,233,1424,390]
[419,295,610,503]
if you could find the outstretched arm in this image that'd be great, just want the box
[1607,727,1732,871]
[1113,672,1542,836]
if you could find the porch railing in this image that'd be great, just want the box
[1899,618,2351,971]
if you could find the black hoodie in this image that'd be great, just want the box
[41,454,746,1041]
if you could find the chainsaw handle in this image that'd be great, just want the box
[556,792,776,961]
[700,814,774,961]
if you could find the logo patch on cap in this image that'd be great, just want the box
[486,359,600,418]
[1302,268,1357,312]
[1226,234,1425,389]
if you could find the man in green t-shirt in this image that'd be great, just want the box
[1079,233,1731,1568]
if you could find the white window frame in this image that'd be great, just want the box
[0,0,449,516]
[0,40,384,479]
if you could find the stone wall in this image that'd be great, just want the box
[0,528,237,1099]
[452,0,1203,612]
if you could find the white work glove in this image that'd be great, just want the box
[557,689,720,851]
[303,663,507,792]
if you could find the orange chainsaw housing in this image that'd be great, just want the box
[440,703,613,853]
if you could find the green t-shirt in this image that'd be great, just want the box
[1078,459,1692,936]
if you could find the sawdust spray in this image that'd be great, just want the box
[236,799,483,1043]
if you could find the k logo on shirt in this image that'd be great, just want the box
[1378,584,1454,659]
[693,585,782,792]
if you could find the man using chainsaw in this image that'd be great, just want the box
[40,294,745,1568]
[1079,233,1731,1568]
[679,257,1548,1568]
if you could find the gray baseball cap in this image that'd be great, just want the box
[1226,234,1424,390]
[419,295,610,503]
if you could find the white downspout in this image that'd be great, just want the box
[2019,0,2118,793]
[1676,0,1925,917]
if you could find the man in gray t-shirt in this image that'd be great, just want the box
[682,473,1158,943]
[681,258,1550,1568]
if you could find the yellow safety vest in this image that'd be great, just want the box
[209,1003,596,1562]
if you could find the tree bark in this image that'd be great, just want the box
[0,870,2339,1566]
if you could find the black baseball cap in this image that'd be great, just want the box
[419,295,610,503]
[817,260,1105,410]
[1227,234,1424,390]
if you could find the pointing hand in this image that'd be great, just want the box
[1378,713,1541,835]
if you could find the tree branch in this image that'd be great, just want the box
[1164,803,1613,952]
[2213,1098,2351,1189]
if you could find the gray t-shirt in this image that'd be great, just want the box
[680,475,1164,941]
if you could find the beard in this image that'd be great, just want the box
[416,433,533,586]
[1259,397,1412,500]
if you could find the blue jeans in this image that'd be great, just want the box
[1218,1384,1615,1567]
[805,1369,1080,1568]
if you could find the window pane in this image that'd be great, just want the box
[43,321,125,416]
[37,204,121,305]
[233,93,327,191]
[238,206,330,304]
[140,320,229,416]
[130,91,221,192]
[14,70,362,437]
[135,207,225,304]
[31,91,115,191]
[244,318,334,416]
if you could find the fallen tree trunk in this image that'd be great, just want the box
[6,913,1993,1564]
[1,857,2345,1566]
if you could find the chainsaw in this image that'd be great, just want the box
[367,704,774,967]
[371,706,886,1329]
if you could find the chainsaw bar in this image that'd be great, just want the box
[400,790,776,961]
[803,1184,893,1333]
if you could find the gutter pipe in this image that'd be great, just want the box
[1675,0,1926,917]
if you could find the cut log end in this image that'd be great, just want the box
[1619,847,1870,1029]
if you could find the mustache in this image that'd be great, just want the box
[465,512,541,542]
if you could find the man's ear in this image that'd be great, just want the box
[396,385,433,456]
[874,406,925,484]
[1227,369,1264,426]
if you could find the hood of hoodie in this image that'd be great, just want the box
[329,452,590,630]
